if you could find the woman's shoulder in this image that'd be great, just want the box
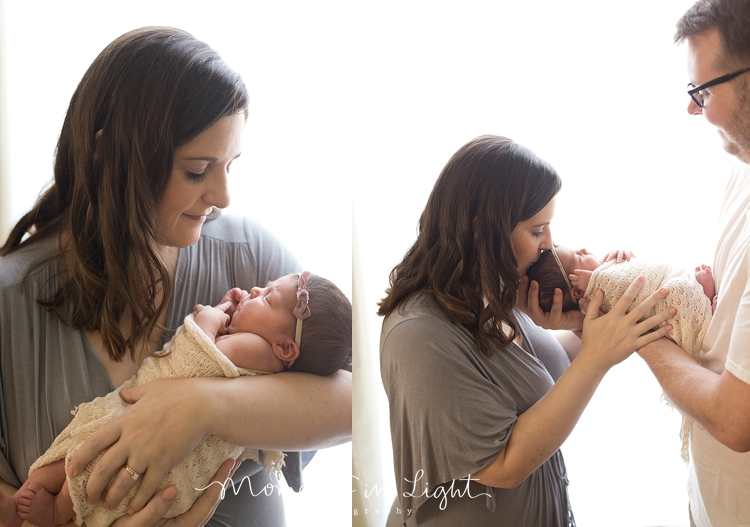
[380,293,473,357]
[0,235,58,289]
[381,293,448,334]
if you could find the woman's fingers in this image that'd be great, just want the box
[68,425,121,478]
[548,288,564,320]
[517,278,546,321]
[633,301,676,347]
[583,290,604,322]
[126,462,173,514]
[170,459,238,527]
[517,275,531,312]
[111,461,169,515]
[518,277,585,331]
[579,279,676,371]
[101,463,147,511]
[636,322,674,349]
[629,287,670,322]
[607,276,648,315]
[110,487,177,527]
[119,385,145,405]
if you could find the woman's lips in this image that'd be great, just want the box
[183,213,207,222]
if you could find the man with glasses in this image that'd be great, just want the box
[637,1,750,526]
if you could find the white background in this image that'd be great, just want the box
[0,1,351,525]
[352,2,738,527]
[2,1,744,526]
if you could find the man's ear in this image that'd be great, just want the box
[274,340,300,363]
[571,287,585,300]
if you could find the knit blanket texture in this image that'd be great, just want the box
[29,314,284,527]
[585,259,712,460]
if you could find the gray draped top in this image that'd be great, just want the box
[381,293,574,526]
[0,215,302,525]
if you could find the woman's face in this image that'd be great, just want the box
[511,197,555,275]
[156,112,245,248]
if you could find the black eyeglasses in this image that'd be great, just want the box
[687,67,750,108]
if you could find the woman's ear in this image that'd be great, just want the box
[274,340,300,363]
[570,287,585,300]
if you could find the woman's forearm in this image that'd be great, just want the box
[205,370,352,450]
[474,356,606,487]
[476,280,673,487]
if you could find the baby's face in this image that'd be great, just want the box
[555,246,601,274]
[228,274,298,344]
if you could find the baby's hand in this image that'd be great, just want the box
[218,288,247,319]
[602,249,636,263]
[193,301,232,337]
[570,269,594,291]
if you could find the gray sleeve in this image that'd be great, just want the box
[0,288,17,487]
[381,317,518,514]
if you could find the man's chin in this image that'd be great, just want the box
[720,132,750,163]
[724,143,750,164]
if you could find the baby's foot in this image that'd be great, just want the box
[16,481,62,527]
[0,488,22,527]
[695,264,716,300]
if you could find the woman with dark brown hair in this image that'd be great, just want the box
[379,135,674,526]
[0,27,351,527]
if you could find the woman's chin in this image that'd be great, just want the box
[155,229,202,248]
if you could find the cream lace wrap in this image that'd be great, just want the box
[585,259,712,460]
[29,314,285,527]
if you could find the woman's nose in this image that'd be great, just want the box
[541,228,553,251]
[204,169,231,209]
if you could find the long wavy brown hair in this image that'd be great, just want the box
[0,27,249,361]
[377,135,561,357]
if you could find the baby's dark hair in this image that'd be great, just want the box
[525,251,579,313]
[289,274,352,376]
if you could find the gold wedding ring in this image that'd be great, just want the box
[123,464,141,481]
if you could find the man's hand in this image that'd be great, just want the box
[602,249,636,263]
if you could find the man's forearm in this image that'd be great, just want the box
[638,338,750,451]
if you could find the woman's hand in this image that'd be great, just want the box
[68,378,215,515]
[577,276,675,372]
[109,458,240,527]
[517,275,585,331]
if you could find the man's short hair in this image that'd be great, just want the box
[675,0,750,67]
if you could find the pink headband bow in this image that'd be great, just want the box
[293,271,312,347]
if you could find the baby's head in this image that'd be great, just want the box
[525,245,601,312]
[228,272,352,375]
